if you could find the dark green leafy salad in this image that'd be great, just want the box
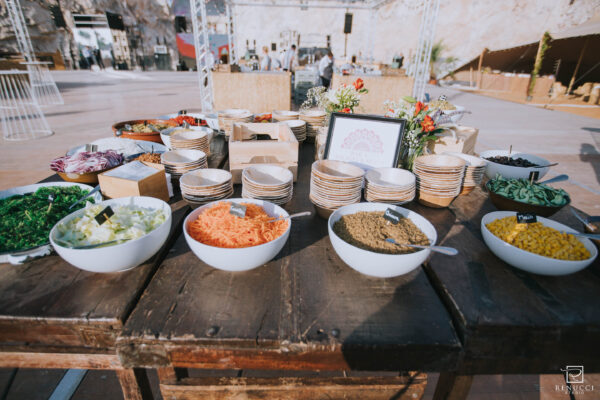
[487,175,569,207]
[0,186,93,253]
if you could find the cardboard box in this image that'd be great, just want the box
[98,161,169,202]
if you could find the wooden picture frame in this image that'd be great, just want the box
[323,113,406,170]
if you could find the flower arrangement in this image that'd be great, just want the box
[301,78,368,119]
[385,96,444,170]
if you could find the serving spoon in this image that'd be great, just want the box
[269,211,312,222]
[385,238,459,256]
[69,185,101,209]
[537,174,569,185]
[54,238,130,250]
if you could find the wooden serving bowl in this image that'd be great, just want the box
[58,169,108,184]
[112,119,177,144]
[485,181,570,217]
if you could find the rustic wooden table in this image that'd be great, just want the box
[0,139,228,400]
[116,144,462,399]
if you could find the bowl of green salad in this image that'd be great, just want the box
[486,176,570,217]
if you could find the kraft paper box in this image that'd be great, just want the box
[98,161,169,202]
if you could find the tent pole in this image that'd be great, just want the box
[476,48,487,89]
[566,36,589,95]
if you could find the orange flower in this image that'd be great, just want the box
[414,101,428,116]
[353,78,364,90]
[341,108,351,113]
[421,115,435,132]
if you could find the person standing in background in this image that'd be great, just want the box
[93,48,104,69]
[319,50,334,88]
[260,46,271,71]
[82,46,94,69]
[283,44,296,72]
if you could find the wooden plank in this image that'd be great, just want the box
[118,143,460,372]
[213,71,291,112]
[424,187,600,374]
[0,352,121,370]
[115,369,147,400]
[160,375,427,400]
[432,372,473,400]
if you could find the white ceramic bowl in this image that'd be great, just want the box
[481,211,597,276]
[480,150,550,180]
[328,203,437,278]
[183,198,291,271]
[50,196,172,273]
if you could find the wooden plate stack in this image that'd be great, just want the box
[309,160,364,218]
[300,110,327,142]
[180,169,233,208]
[442,152,486,195]
[413,155,466,208]
[284,120,307,142]
[272,110,299,122]
[170,128,210,155]
[365,168,416,204]
[242,165,294,205]
[161,149,208,182]
[217,109,252,137]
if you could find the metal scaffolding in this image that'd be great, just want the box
[190,0,215,112]
[225,1,239,65]
[410,0,440,101]
[4,0,64,106]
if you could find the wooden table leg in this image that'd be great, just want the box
[116,368,153,400]
[433,372,473,400]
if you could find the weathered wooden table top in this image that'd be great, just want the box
[426,188,600,374]
[117,144,461,372]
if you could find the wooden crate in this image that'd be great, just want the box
[229,123,298,183]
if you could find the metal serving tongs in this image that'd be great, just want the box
[385,238,459,256]
[69,185,101,209]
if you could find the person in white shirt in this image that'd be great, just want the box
[319,50,334,88]
[260,46,271,71]
[282,44,296,72]
[271,54,282,70]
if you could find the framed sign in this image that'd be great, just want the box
[323,113,406,170]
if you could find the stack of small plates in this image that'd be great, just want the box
[161,149,208,181]
[242,165,294,205]
[180,169,233,208]
[365,168,416,204]
[443,152,486,195]
[284,120,307,142]
[309,160,364,218]
[217,109,252,137]
[300,110,327,142]
[170,128,210,155]
[413,154,466,208]
[272,110,299,122]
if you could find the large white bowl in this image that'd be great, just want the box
[328,203,437,278]
[50,196,172,273]
[481,211,597,276]
[480,150,550,180]
[183,198,291,271]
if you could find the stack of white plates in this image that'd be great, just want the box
[217,109,252,137]
[272,110,299,122]
[170,128,210,155]
[309,160,364,218]
[161,149,208,181]
[413,155,466,208]
[180,169,233,208]
[443,152,486,195]
[365,168,416,204]
[300,110,327,141]
[242,165,293,205]
[284,120,307,142]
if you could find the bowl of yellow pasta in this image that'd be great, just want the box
[481,211,597,276]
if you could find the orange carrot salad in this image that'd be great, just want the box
[188,202,288,248]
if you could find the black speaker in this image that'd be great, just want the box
[344,13,353,34]
[106,11,125,31]
[271,43,277,51]
[49,5,66,28]
[175,16,187,33]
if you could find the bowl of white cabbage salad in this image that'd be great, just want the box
[50,196,171,272]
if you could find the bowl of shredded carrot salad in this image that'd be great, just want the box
[183,198,291,271]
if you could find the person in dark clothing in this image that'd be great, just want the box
[93,48,104,69]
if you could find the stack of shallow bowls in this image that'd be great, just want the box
[300,110,327,142]
[180,169,233,208]
[170,128,210,155]
[272,110,299,122]
[413,154,466,208]
[365,168,416,204]
[309,160,364,218]
[443,152,486,195]
[242,165,293,205]
[217,109,252,137]
[284,120,307,142]
[161,149,208,181]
